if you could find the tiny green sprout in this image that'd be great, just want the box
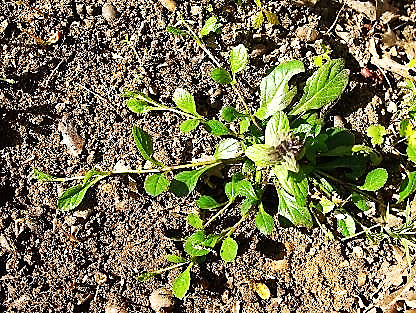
[0,77,16,84]
[252,0,279,29]
[367,124,386,146]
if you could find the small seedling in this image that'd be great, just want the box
[251,0,279,29]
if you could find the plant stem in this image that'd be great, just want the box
[340,224,382,241]
[316,170,385,207]
[203,201,233,228]
[152,261,190,275]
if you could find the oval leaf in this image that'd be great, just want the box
[245,144,276,167]
[255,203,274,235]
[220,237,238,262]
[126,98,153,114]
[214,138,241,160]
[359,168,388,191]
[265,111,290,147]
[200,15,220,37]
[173,88,198,116]
[144,173,170,196]
[211,68,233,85]
[290,59,350,116]
[33,168,57,181]
[221,106,244,122]
[399,172,416,203]
[204,120,232,136]
[336,214,356,238]
[165,254,187,264]
[255,60,305,120]
[180,119,200,133]
[132,126,154,162]
[351,192,370,211]
[184,231,211,256]
[187,213,203,229]
[230,44,248,76]
[170,164,216,197]
[196,195,222,209]
[277,188,313,228]
[172,264,192,299]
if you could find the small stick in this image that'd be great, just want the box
[45,58,66,86]
[76,83,109,104]
[325,4,345,36]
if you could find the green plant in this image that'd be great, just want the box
[251,0,279,29]
[34,17,393,300]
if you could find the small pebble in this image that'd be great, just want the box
[295,25,319,42]
[159,0,176,12]
[386,101,397,113]
[149,287,175,312]
[102,3,117,21]
[333,115,345,128]
[58,115,85,157]
[357,272,367,287]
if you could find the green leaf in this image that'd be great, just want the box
[170,165,216,197]
[264,11,279,24]
[255,60,305,120]
[359,168,388,192]
[277,188,313,228]
[290,59,349,115]
[245,144,276,167]
[180,119,201,133]
[58,173,107,211]
[165,254,187,263]
[211,68,233,85]
[214,138,241,160]
[184,231,211,256]
[229,44,248,77]
[273,165,308,205]
[319,196,335,214]
[167,26,188,36]
[254,0,262,8]
[336,214,356,237]
[172,264,192,299]
[367,125,386,146]
[407,144,416,163]
[137,271,156,282]
[144,173,170,196]
[33,168,57,181]
[126,98,153,114]
[255,203,274,235]
[220,237,238,262]
[196,195,222,209]
[398,172,416,203]
[265,112,290,147]
[204,120,232,136]
[252,11,264,29]
[132,126,154,162]
[239,116,250,134]
[238,180,258,200]
[221,106,244,122]
[173,88,199,117]
[187,213,203,229]
[225,176,242,202]
[200,16,221,37]
[351,192,370,211]
[240,198,257,216]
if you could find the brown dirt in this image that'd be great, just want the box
[1,0,415,312]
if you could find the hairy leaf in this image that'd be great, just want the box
[240,198,257,216]
[187,213,203,229]
[211,68,233,85]
[255,60,305,120]
[367,125,386,146]
[196,195,222,209]
[290,59,349,115]
[245,144,276,167]
[33,168,57,181]
[166,26,188,36]
[173,88,199,117]
[359,168,388,192]
[172,264,192,299]
[126,98,153,114]
[238,180,258,200]
[214,138,241,160]
[252,11,263,29]
[132,126,154,162]
[165,254,187,264]
[144,173,170,196]
[336,214,356,237]
[225,176,242,202]
[229,44,248,77]
[265,111,290,147]
[200,16,221,37]
[220,237,238,262]
[351,192,370,211]
[277,188,313,228]
[170,164,216,197]
[204,120,232,136]
[255,203,274,235]
[398,172,416,203]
